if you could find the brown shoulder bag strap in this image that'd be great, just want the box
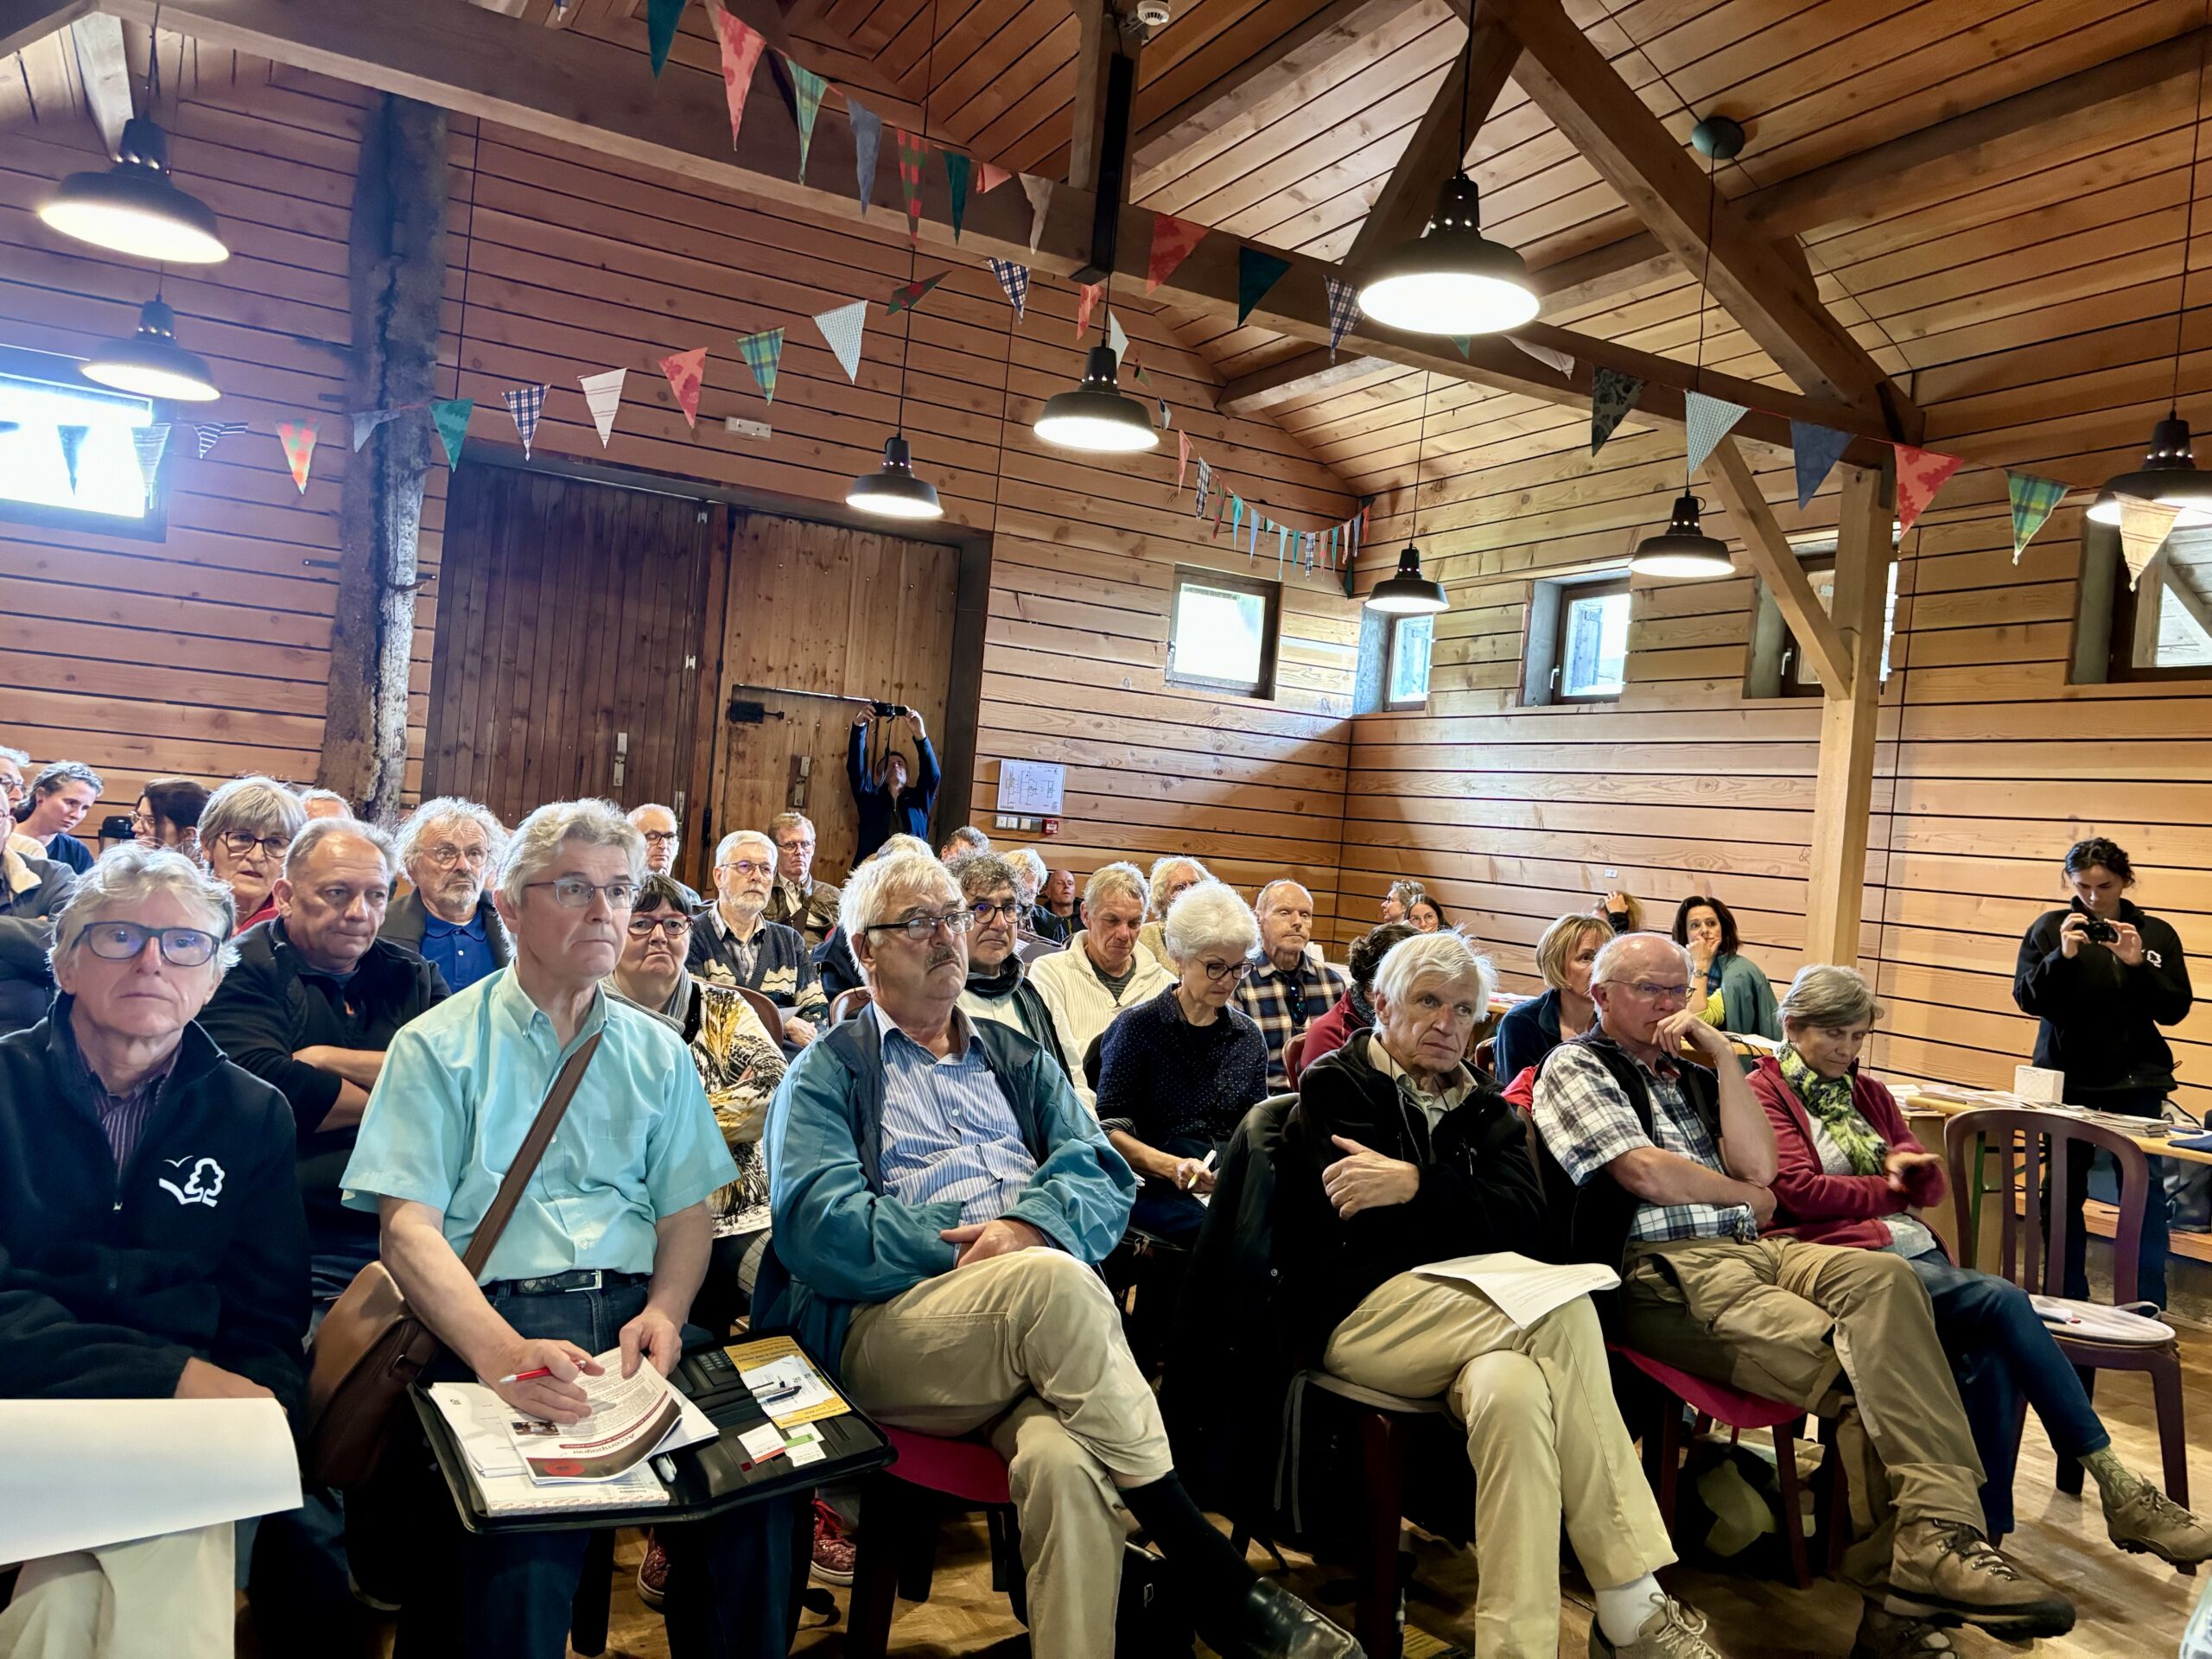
[458,1030,603,1281]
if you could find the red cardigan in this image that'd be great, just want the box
[1293,991,1363,1084]
[1745,1056,1948,1252]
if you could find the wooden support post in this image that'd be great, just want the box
[320,93,446,818]
[1066,0,1139,194]
[1802,461,1893,969]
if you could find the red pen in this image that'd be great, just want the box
[498,1366,555,1385]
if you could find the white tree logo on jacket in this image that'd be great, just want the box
[158,1156,226,1208]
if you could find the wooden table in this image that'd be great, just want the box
[1890,1085,2212,1169]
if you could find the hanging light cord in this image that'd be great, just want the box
[1452,7,1477,181]
[1409,370,1434,543]
[893,0,939,436]
[1687,146,1717,491]
[2172,0,2212,412]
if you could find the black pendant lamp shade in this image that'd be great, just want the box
[1630,493,1734,579]
[2087,413,2212,526]
[41,118,229,265]
[1357,175,1538,336]
[1034,344,1159,453]
[1364,542,1449,614]
[847,432,944,520]
[81,298,219,402]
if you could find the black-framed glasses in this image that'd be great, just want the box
[867,908,976,942]
[626,912,693,938]
[79,919,219,967]
[0,776,23,800]
[215,830,289,860]
[969,899,1026,925]
[525,877,639,911]
[1201,957,1255,983]
[639,830,681,846]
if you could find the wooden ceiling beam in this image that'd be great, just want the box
[1483,0,1904,418]
[1218,349,1388,416]
[1702,435,1850,695]
[1346,4,1518,265]
[69,12,131,155]
[1067,0,1141,194]
[0,0,92,58]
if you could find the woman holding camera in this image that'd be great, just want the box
[2013,836,2192,1308]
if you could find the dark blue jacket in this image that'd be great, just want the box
[848,722,938,858]
[1492,988,1563,1085]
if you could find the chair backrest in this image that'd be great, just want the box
[1472,1036,1496,1077]
[1083,1031,1105,1092]
[1284,1031,1307,1082]
[1944,1106,2155,1301]
[736,984,785,1045]
[1014,933,1061,963]
[830,986,872,1024]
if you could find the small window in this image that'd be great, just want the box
[2110,529,2212,680]
[0,362,162,536]
[1551,577,1630,702]
[1166,568,1279,697]
[1386,613,1433,708]
[1776,556,1898,696]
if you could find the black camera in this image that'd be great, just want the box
[2082,918,2120,945]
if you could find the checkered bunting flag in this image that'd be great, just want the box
[987,257,1029,322]
[501,384,547,459]
[194,421,247,459]
[1324,276,1359,359]
[737,327,785,404]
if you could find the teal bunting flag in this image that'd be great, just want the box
[1790,419,1853,508]
[54,424,87,494]
[1236,248,1292,326]
[737,327,785,403]
[1449,334,1472,359]
[646,0,684,76]
[944,151,972,242]
[430,398,473,468]
[2008,472,2069,563]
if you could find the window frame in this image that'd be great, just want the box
[2100,529,2212,683]
[1164,565,1281,699]
[1771,553,1897,698]
[0,344,169,543]
[1546,574,1631,705]
[1384,612,1433,709]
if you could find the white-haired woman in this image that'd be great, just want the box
[1095,881,1268,1244]
[1278,930,1711,1659]
[1136,855,1211,969]
[1749,964,2212,1571]
[200,776,308,934]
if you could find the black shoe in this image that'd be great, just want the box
[1202,1577,1364,1659]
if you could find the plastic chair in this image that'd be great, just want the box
[846,1427,1027,1656]
[1944,1106,2190,1505]
[829,986,872,1024]
[735,984,785,1046]
[1014,933,1062,963]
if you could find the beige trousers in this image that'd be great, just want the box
[1325,1274,1675,1659]
[1618,1235,1987,1595]
[0,1525,232,1659]
[841,1249,1173,1659]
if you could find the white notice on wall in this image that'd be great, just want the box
[996,760,1065,817]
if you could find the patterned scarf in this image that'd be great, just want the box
[1779,1045,1885,1176]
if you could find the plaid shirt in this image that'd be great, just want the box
[1233,947,1350,1092]
[766,878,841,949]
[1533,1039,1758,1244]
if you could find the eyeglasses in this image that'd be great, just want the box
[626,912,693,938]
[1201,958,1255,983]
[639,830,680,846]
[422,842,488,868]
[718,859,772,878]
[866,908,976,942]
[215,830,290,861]
[775,838,815,854]
[969,899,1026,925]
[79,919,219,967]
[0,776,23,800]
[1614,980,1691,1002]
[129,810,157,833]
[524,878,640,910]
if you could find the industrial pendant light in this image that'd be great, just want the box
[1366,372,1449,614]
[1356,16,1535,336]
[81,295,219,401]
[1033,340,1158,452]
[848,0,944,520]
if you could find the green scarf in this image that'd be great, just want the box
[1779,1045,1885,1177]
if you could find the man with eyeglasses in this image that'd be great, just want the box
[626,803,702,911]
[13,759,101,875]
[1233,880,1350,1094]
[949,850,1062,1065]
[0,847,308,1653]
[381,797,510,994]
[760,849,1357,1659]
[341,799,798,1656]
[764,810,840,949]
[689,828,829,1047]
[1531,932,2076,1649]
[0,746,42,861]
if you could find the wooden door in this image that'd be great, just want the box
[423,467,724,836]
[709,513,959,883]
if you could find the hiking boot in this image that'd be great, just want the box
[810,1497,856,1586]
[1885,1519,2074,1637]
[1589,1593,1724,1658]
[2106,1478,2212,1568]
[1849,1603,1956,1658]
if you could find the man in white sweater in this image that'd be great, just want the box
[1027,861,1173,1108]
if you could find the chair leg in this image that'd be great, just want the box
[894,1492,943,1605]
[2056,1366,2095,1497]
[569,1528,615,1657]
[2152,1355,2191,1510]
[1358,1413,1406,1659]
[1772,1433,1812,1591]
[1651,1402,1684,1547]
[1818,1419,1850,1578]
[846,1478,906,1659]
[994,1505,1030,1628]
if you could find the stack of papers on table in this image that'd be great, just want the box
[1413,1252,1620,1329]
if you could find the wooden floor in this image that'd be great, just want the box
[569,1329,2212,1659]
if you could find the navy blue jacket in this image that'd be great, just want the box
[848,722,938,858]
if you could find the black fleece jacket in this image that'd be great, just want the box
[1274,1028,1548,1357]
[0,1005,308,1416]
[2013,898,2192,1101]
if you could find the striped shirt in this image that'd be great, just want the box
[60,1025,177,1173]
[871,1003,1038,1225]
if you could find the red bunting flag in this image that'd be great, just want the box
[276,420,318,493]
[1892,442,1965,535]
[659,346,708,429]
[978,162,1013,194]
[1176,429,1191,492]
[1147,214,1208,293]
[895,129,927,245]
[710,8,767,148]
[1074,281,1104,340]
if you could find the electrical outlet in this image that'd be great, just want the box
[995,814,1016,830]
[724,416,771,439]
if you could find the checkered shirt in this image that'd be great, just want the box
[1233,948,1350,1093]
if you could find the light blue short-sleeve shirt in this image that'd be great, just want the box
[340,968,738,1282]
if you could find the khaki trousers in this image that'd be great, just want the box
[1325,1274,1675,1659]
[841,1249,1173,1659]
[1619,1236,1986,1594]
[0,1525,232,1659]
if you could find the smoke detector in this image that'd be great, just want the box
[1135,1,1171,26]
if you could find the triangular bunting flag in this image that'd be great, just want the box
[1590,366,1643,454]
[349,408,400,452]
[1147,214,1207,293]
[1893,442,1965,534]
[131,423,169,493]
[1075,281,1104,340]
[2119,495,2182,588]
[1324,276,1358,358]
[944,151,972,242]
[849,99,882,214]
[788,57,827,184]
[978,162,1012,194]
[1020,173,1052,254]
[580,368,626,447]
[659,347,707,429]
[710,9,767,148]
[1448,335,1471,359]
[194,421,245,459]
[1106,309,1128,368]
[1230,494,1244,542]
[502,384,548,457]
[1176,429,1191,492]
[885,271,945,315]
[2007,472,2069,564]
[1236,247,1292,326]
[429,400,471,468]
[1684,391,1750,474]
[987,259,1029,323]
[54,425,87,494]
[1510,337,1573,378]
[814,302,868,381]
[1276,521,1289,572]
[1157,398,1171,429]
[895,128,927,245]
[1789,420,1853,509]
[1194,456,1212,517]
[737,327,785,404]
[646,0,684,77]
[276,420,318,493]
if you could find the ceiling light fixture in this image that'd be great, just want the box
[1033,340,1158,452]
[81,296,219,402]
[1366,372,1449,614]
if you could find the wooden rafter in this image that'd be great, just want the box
[1,0,92,58]
[1701,436,1850,696]
[67,12,130,154]
[1066,0,1140,194]
[1346,4,1517,265]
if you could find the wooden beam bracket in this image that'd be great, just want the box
[1702,436,1851,696]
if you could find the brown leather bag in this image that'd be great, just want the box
[303,1033,604,1489]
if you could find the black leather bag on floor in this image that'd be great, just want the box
[1116,1542,1194,1657]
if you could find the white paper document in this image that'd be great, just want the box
[1413,1251,1620,1330]
[0,1397,302,1562]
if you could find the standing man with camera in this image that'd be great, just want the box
[849,707,938,861]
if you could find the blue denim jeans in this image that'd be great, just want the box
[2056,1087,2171,1309]
[1128,1133,1216,1245]
[1906,1251,2108,1539]
[386,1278,799,1659]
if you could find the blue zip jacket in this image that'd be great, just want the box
[757,1010,1135,1376]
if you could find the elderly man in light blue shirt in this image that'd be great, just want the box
[341,798,798,1659]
